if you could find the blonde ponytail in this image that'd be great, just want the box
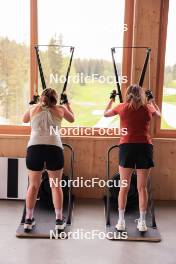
[125,84,146,110]
[41,88,58,107]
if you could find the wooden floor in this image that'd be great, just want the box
[0,199,176,264]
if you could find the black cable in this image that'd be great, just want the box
[111,46,151,103]
[111,48,123,103]
[35,46,47,90]
[139,48,151,87]
[112,46,150,49]
[35,45,75,105]
[60,47,75,105]
[38,44,74,48]
[62,47,74,94]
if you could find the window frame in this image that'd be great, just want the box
[0,0,36,135]
[0,0,134,136]
[155,0,176,137]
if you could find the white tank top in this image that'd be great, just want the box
[27,107,63,149]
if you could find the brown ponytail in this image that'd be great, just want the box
[41,88,58,107]
[125,84,146,110]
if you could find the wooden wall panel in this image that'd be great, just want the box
[132,0,161,92]
[152,139,176,200]
[0,135,176,200]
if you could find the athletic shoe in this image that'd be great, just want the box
[24,218,35,232]
[136,219,148,232]
[55,218,66,231]
[115,220,126,231]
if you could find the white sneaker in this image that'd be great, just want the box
[115,220,125,231]
[136,219,147,232]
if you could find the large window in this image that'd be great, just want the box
[38,0,125,128]
[160,0,176,130]
[0,0,30,126]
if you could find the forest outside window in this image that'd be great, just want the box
[0,0,127,134]
[0,0,30,126]
[160,0,176,131]
[38,0,125,128]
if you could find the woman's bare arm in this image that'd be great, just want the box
[104,99,116,117]
[61,103,75,123]
[22,109,30,123]
[23,104,42,123]
[150,100,161,117]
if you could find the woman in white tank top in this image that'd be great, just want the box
[22,88,74,231]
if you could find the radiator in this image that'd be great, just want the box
[0,157,28,200]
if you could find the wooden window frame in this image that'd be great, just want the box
[0,0,134,136]
[121,0,134,96]
[155,0,176,138]
[0,0,37,135]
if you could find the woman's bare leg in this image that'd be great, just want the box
[26,170,42,218]
[47,169,63,219]
[116,166,133,230]
[136,168,150,231]
[136,169,150,212]
[118,166,133,210]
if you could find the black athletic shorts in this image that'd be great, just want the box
[26,145,64,171]
[119,143,154,169]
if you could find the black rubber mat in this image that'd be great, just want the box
[16,197,73,239]
[105,198,161,242]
